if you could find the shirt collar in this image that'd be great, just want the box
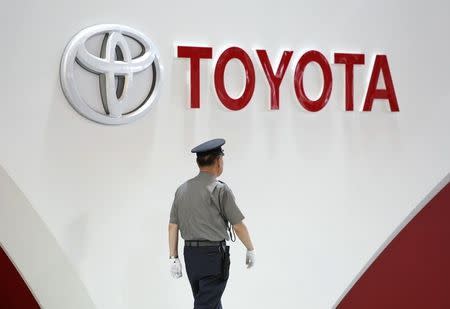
[198,170,217,181]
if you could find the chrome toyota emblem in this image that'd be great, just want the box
[60,24,162,125]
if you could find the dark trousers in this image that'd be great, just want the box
[184,245,229,309]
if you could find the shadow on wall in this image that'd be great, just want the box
[335,173,450,309]
[0,165,96,309]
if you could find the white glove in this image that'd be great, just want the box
[169,257,182,279]
[246,249,255,268]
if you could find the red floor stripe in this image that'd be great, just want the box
[337,181,450,309]
[0,247,40,309]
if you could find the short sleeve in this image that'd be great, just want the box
[169,190,179,224]
[220,184,245,225]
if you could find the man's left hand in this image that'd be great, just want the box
[170,257,183,278]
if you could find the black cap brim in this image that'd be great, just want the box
[191,138,226,154]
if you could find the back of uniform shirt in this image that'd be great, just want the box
[169,171,245,241]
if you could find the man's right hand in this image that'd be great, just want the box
[169,257,183,278]
[232,222,255,268]
[246,249,255,268]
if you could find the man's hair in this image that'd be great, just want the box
[196,153,221,167]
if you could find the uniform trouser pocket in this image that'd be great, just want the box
[186,246,224,277]
[220,245,230,281]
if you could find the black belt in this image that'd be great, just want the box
[185,240,226,247]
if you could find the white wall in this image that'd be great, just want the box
[1,0,449,308]
[0,166,96,309]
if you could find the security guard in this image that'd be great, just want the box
[168,138,255,309]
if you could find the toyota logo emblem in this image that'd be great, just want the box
[60,24,162,125]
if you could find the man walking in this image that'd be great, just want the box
[168,138,255,309]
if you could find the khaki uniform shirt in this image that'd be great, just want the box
[169,171,245,241]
